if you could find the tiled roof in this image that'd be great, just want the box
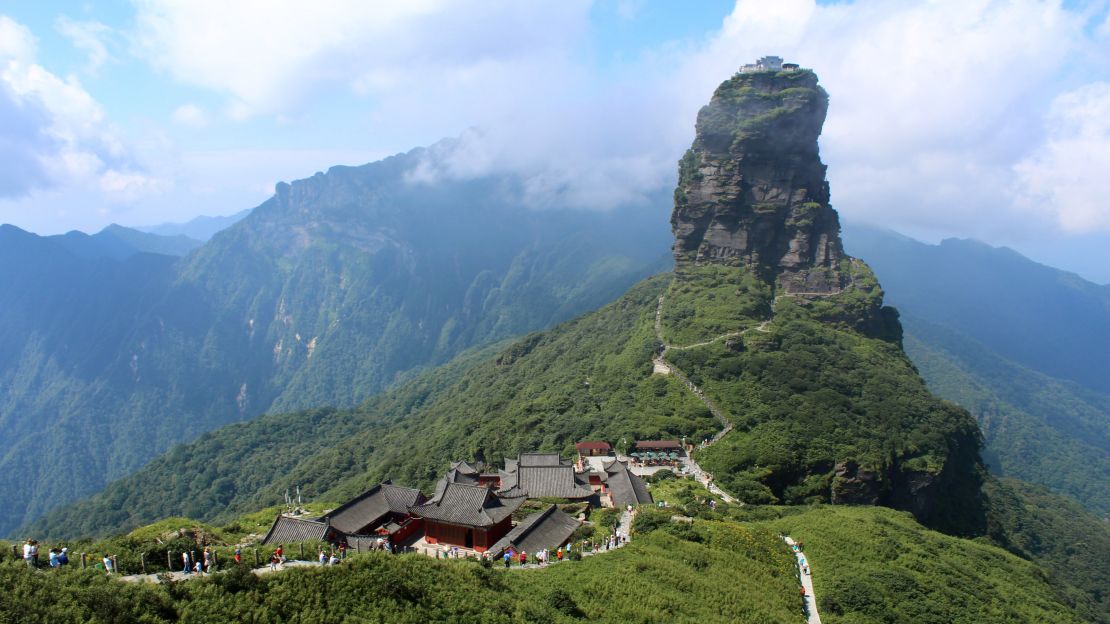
[324,482,426,534]
[574,441,611,451]
[603,459,653,507]
[634,440,682,450]
[489,505,581,556]
[410,482,525,528]
[345,534,382,552]
[501,465,595,500]
[450,460,483,475]
[519,453,567,467]
[261,515,330,545]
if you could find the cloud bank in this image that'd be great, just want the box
[2,1,1110,247]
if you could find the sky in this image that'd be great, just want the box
[1,0,1109,282]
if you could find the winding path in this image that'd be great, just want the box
[784,536,821,624]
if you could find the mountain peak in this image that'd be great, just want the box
[671,65,848,294]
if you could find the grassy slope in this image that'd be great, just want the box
[665,266,984,534]
[752,505,1084,624]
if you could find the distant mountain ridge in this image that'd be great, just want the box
[0,145,671,537]
[844,224,1110,517]
[136,209,251,241]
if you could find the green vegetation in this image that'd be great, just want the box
[843,224,1110,518]
[662,265,772,344]
[664,266,983,535]
[746,505,1086,624]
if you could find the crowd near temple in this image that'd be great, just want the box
[261,439,685,559]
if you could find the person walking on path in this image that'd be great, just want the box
[503,551,511,569]
[269,552,279,571]
[234,548,241,565]
[182,551,191,575]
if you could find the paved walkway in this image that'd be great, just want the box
[784,536,821,624]
[653,294,743,504]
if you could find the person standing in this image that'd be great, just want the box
[23,540,34,567]
[318,549,327,566]
[49,548,60,568]
[103,554,114,574]
[203,548,213,573]
[29,540,39,567]
[58,548,69,566]
[234,548,241,565]
[182,551,191,574]
[503,551,511,569]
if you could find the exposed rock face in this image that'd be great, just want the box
[672,68,848,293]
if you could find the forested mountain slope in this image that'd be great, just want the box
[0,146,671,536]
[845,225,1110,517]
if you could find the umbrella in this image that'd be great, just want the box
[669,452,679,459]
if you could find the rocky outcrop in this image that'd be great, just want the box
[671,68,848,293]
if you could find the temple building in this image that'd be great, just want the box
[323,481,427,544]
[261,515,340,546]
[498,453,597,503]
[602,459,653,508]
[409,481,525,552]
[488,504,582,557]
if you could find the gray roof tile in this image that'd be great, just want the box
[410,482,525,528]
[489,505,581,556]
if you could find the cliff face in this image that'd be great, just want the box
[672,69,847,293]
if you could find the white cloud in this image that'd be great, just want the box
[131,0,589,118]
[171,103,208,127]
[55,16,112,74]
[1014,82,1110,231]
[668,0,1103,238]
[0,15,158,213]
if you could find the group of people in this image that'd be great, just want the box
[182,547,216,575]
[317,548,342,566]
[500,545,569,568]
[21,539,72,570]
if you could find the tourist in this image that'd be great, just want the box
[30,540,39,566]
[556,547,564,562]
[103,554,114,574]
[57,548,69,566]
[329,552,340,566]
[503,551,511,568]
[319,549,327,565]
[519,550,527,567]
[23,539,34,567]
[194,559,203,575]
[276,544,285,564]
[338,542,346,559]
[49,548,60,568]
[269,552,279,571]
[203,548,213,573]
[234,547,242,565]
[182,551,191,574]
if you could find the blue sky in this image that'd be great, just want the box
[2,1,1110,282]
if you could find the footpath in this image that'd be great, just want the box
[784,536,821,624]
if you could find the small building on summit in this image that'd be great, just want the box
[409,481,525,552]
[443,460,501,488]
[488,504,582,557]
[322,481,427,544]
